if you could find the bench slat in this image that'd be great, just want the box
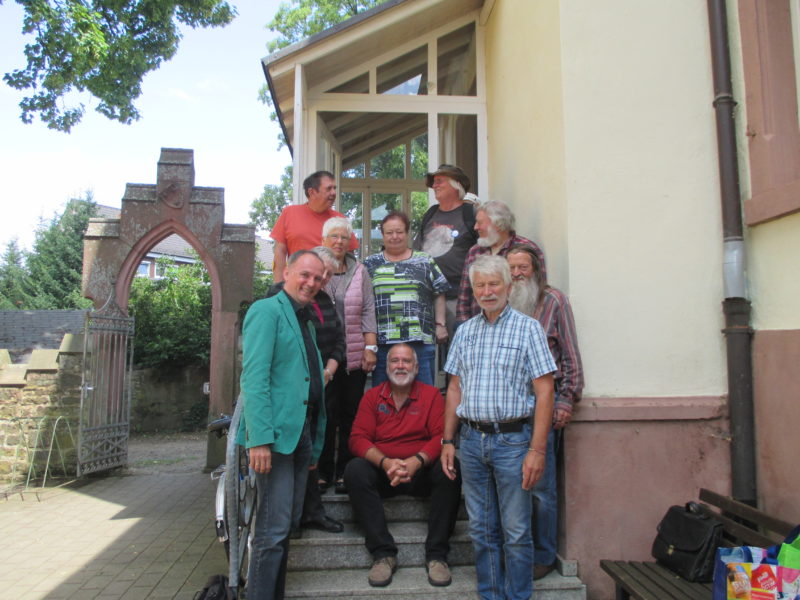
[601,560,711,600]
[695,503,780,547]
[633,562,710,600]
[600,560,670,600]
[699,489,795,537]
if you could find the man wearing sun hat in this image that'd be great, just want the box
[413,164,478,338]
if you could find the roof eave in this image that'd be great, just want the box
[261,0,408,69]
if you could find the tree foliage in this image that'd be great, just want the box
[250,165,293,232]
[4,0,236,132]
[25,195,97,309]
[128,257,212,369]
[0,194,96,310]
[266,0,387,53]
[0,239,34,309]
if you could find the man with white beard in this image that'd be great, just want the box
[455,200,547,324]
[506,244,584,580]
[344,343,462,588]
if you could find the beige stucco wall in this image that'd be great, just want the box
[483,0,568,291]
[484,0,727,397]
[747,212,800,330]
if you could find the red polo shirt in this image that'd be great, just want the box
[349,380,444,462]
[270,203,358,254]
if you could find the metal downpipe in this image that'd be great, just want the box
[707,0,757,505]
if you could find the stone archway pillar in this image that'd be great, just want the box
[82,148,256,469]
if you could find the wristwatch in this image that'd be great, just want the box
[364,345,378,353]
[441,438,455,445]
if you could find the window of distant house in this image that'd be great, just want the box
[137,261,150,277]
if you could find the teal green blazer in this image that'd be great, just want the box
[237,291,326,461]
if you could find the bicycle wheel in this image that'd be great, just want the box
[231,444,256,587]
[224,399,256,596]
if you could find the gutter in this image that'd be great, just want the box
[706,0,757,505]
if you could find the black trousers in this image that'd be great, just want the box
[318,368,367,482]
[343,456,462,561]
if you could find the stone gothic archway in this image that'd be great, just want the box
[82,148,255,467]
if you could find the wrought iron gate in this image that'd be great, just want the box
[78,292,135,476]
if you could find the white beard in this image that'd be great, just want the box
[509,278,539,315]
[476,227,500,248]
[388,370,416,387]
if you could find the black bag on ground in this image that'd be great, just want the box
[193,574,232,600]
[651,501,723,582]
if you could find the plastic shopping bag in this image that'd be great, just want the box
[713,526,800,600]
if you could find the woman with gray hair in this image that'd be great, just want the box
[317,216,378,494]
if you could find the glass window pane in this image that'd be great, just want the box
[378,46,428,95]
[437,22,476,96]
[438,113,478,193]
[410,191,429,239]
[370,144,405,179]
[410,134,429,180]
[327,72,369,93]
[342,164,365,179]
[340,192,364,259]
[369,193,402,255]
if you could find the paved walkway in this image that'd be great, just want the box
[0,471,226,599]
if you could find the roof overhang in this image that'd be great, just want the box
[262,0,485,156]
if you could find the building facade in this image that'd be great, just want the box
[261,1,800,597]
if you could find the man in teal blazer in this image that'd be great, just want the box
[238,250,327,599]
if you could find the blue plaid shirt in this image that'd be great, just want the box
[445,303,556,422]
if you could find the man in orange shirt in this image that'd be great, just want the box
[271,171,358,282]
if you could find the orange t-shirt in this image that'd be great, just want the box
[270,204,358,254]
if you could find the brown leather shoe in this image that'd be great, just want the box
[534,562,556,580]
[368,556,397,587]
[426,559,452,586]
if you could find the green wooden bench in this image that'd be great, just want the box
[600,488,796,600]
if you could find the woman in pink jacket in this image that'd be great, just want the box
[317,217,378,494]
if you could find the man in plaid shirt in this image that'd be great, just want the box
[455,200,547,324]
[506,244,584,580]
[441,255,556,600]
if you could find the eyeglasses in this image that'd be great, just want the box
[325,234,348,241]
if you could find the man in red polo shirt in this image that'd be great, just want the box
[344,343,462,589]
[271,170,358,282]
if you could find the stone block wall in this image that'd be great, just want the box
[0,350,83,485]
[131,365,209,433]
[0,334,213,485]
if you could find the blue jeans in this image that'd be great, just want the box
[372,342,436,387]
[247,422,313,600]
[460,422,534,600]
[532,429,558,567]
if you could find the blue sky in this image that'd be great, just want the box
[0,0,291,251]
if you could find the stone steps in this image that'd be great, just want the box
[285,566,587,599]
[289,520,472,570]
[282,491,587,599]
